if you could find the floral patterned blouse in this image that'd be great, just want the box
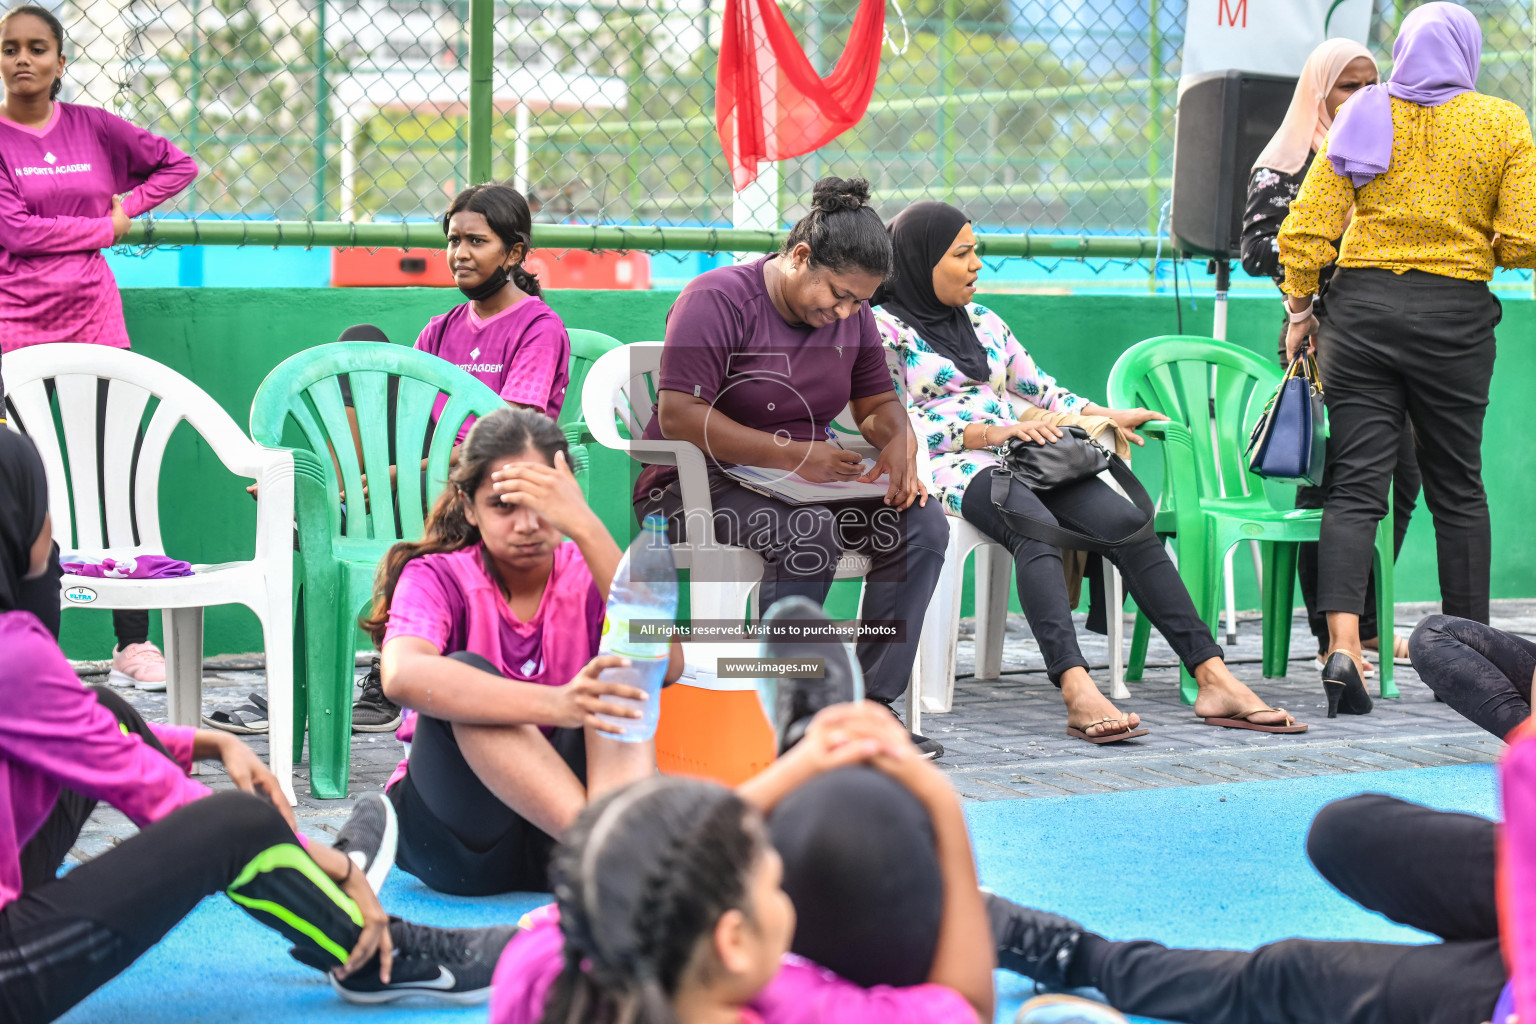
[875,303,1091,515]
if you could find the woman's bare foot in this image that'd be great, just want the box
[1191,658,1293,726]
[1061,668,1141,739]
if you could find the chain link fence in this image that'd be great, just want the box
[46,0,1536,239]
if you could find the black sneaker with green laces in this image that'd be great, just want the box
[323,919,519,1005]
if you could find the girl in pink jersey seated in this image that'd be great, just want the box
[416,183,572,441]
[490,700,994,1024]
[353,407,681,896]
[0,4,199,691]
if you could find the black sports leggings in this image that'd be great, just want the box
[1410,614,1536,740]
[388,651,588,896]
[0,687,364,1024]
[960,471,1223,683]
[768,766,944,988]
[1074,794,1504,1024]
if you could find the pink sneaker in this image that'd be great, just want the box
[111,642,167,691]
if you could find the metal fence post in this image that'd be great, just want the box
[186,0,200,218]
[469,0,494,187]
[1144,0,1163,292]
[312,0,330,220]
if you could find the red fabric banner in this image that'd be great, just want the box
[716,0,886,192]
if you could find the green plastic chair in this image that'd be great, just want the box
[250,342,506,798]
[561,329,624,446]
[1107,335,1397,704]
[561,329,631,528]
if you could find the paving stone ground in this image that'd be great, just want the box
[73,600,1518,859]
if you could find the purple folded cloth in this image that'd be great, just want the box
[61,556,194,579]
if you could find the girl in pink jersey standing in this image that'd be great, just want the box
[416,183,572,434]
[0,4,197,689]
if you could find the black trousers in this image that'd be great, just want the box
[389,651,588,896]
[1,687,362,1024]
[1276,315,1421,647]
[638,472,949,702]
[1316,268,1500,623]
[1081,794,1504,1024]
[768,766,944,989]
[1410,614,1536,740]
[960,471,1223,683]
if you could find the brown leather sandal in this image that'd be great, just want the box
[1202,707,1308,733]
[1067,716,1150,745]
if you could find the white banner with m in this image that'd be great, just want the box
[1182,0,1373,80]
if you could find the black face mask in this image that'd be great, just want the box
[459,263,509,302]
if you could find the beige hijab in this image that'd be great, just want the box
[1253,38,1376,175]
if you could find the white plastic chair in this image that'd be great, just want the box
[912,420,1130,720]
[4,344,297,803]
[581,342,932,722]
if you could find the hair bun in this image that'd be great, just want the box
[810,176,872,214]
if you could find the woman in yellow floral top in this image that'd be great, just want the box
[877,201,1307,742]
[1278,2,1536,709]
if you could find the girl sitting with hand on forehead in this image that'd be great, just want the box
[349,408,681,899]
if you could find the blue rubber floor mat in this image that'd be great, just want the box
[58,763,1498,1024]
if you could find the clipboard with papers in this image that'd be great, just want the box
[723,462,892,505]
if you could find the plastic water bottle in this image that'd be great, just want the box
[595,515,677,742]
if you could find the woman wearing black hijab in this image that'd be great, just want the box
[875,201,1306,741]
[0,425,62,637]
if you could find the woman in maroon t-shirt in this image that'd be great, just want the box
[634,177,949,758]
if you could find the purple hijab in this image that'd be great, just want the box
[1326,2,1482,186]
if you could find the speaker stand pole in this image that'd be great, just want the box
[1211,258,1230,341]
[1208,258,1242,645]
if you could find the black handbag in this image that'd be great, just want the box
[989,425,1157,554]
[1246,353,1326,486]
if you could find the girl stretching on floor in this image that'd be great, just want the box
[0,429,514,1021]
[355,407,681,896]
[489,699,995,1024]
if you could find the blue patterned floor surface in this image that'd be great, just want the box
[60,763,1499,1024]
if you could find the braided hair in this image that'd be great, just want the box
[443,182,542,296]
[782,176,892,279]
[540,777,765,1024]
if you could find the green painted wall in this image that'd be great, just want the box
[60,286,1535,660]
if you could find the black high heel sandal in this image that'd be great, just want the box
[1322,651,1373,719]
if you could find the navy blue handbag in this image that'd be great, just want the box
[1246,353,1326,486]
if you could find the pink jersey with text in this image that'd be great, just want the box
[0,102,196,351]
